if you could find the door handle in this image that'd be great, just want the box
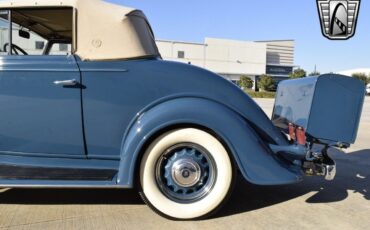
[53,79,78,86]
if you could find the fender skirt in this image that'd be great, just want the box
[117,98,302,187]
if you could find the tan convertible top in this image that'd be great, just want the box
[0,0,160,60]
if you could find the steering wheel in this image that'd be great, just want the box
[3,43,28,55]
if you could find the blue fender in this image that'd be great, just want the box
[116,97,302,187]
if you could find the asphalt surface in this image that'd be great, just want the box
[0,98,369,230]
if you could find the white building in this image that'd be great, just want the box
[157,38,295,88]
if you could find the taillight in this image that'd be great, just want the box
[288,123,296,141]
[296,127,306,145]
[288,123,306,145]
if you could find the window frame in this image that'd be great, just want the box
[43,40,72,56]
[0,7,77,56]
[0,10,12,55]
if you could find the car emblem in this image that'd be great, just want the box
[317,0,361,40]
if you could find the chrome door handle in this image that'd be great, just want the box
[53,79,78,86]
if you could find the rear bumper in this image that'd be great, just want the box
[269,143,337,181]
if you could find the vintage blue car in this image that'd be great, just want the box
[0,0,365,220]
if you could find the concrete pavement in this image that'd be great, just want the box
[0,98,369,230]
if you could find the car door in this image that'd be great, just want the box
[0,55,85,156]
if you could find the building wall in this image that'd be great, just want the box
[256,40,295,82]
[157,38,295,89]
[156,37,270,89]
[257,40,295,66]
[156,40,206,67]
[204,38,266,76]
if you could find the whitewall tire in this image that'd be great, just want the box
[139,128,234,220]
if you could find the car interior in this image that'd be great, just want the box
[0,8,73,55]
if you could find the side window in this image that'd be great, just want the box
[48,43,72,55]
[12,24,46,55]
[0,8,73,56]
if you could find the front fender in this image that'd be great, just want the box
[117,97,302,187]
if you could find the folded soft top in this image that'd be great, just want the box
[0,0,159,60]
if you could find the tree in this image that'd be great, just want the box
[258,74,275,91]
[289,68,307,79]
[309,71,321,76]
[352,72,369,85]
[238,76,254,89]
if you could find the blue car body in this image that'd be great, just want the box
[0,0,366,220]
[0,1,364,193]
[0,55,304,187]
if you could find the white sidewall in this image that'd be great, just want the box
[140,128,233,219]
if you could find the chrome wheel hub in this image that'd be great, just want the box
[155,143,217,203]
[171,158,201,187]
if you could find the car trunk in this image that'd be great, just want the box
[272,74,365,146]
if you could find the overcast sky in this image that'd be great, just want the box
[110,0,369,74]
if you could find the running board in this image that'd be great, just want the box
[0,164,117,181]
[0,179,129,188]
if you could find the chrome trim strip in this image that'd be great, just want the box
[0,150,86,159]
[0,182,130,189]
[87,154,120,161]
[54,79,78,86]
[8,10,12,55]
[80,69,129,72]
[0,185,125,188]
[73,8,77,54]
[0,68,128,72]
[0,69,80,72]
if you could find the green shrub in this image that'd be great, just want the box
[258,74,275,91]
[238,76,254,89]
[289,68,307,79]
[352,72,369,85]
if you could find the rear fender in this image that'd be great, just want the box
[117,97,302,187]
